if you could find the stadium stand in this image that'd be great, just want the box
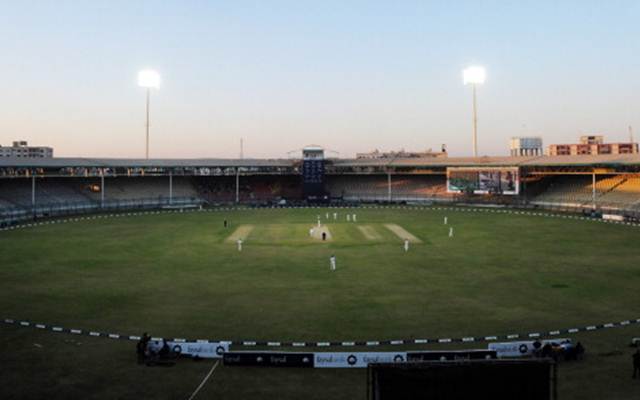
[326,174,449,201]
[0,179,34,207]
[529,175,640,210]
[96,177,198,201]
[0,177,198,207]
[195,175,302,203]
[530,176,595,207]
[596,175,640,209]
[2,155,640,223]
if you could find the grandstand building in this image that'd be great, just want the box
[2,153,640,224]
[0,141,53,158]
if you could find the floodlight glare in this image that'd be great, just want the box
[462,66,486,157]
[137,69,161,159]
[463,66,486,85]
[138,69,161,89]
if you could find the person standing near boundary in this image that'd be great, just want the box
[333,212,337,220]
[137,332,151,364]
[404,238,409,252]
[347,214,351,222]
[353,214,357,222]
[237,238,243,252]
[444,216,448,225]
[449,227,453,237]
[330,254,336,271]
[224,219,228,228]
[633,348,640,379]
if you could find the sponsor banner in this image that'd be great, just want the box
[314,352,407,369]
[169,341,229,359]
[223,351,314,367]
[603,214,624,222]
[488,338,571,358]
[447,167,519,195]
[407,350,497,362]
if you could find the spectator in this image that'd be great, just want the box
[532,339,543,358]
[633,349,640,379]
[575,342,585,360]
[136,332,151,363]
[159,339,171,359]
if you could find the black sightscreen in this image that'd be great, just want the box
[369,360,555,400]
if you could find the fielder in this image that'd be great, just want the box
[333,212,337,220]
[326,212,329,219]
[449,227,454,237]
[352,214,357,222]
[309,228,314,237]
[237,238,243,251]
[347,214,351,222]
[444,216,448,225]
[330,255,336,271]
[404,238,409,252]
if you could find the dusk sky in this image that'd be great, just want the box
[1,1,639,159]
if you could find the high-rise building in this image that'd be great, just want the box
[510,137,543,157]
[548,135,637,156]
[0,141,53,158]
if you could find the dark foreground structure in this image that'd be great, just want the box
[369,359,557,400]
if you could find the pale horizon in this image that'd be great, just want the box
[1,1,639,159]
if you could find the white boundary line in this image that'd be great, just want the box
[187,360,220,400]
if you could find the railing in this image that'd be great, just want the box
[2,193,639,227]
[0,196,203,226]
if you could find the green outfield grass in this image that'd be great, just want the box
[1,206,640,399]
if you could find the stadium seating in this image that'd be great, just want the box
[326,174,449,201]
[530,176,595,206]
[597,175,640,209]
[529,175,640,210]
[195,175,302,203]
[2,173,640,219]
[0,177,199,208]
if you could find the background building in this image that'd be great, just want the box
[0,141,53,158]
[356,146,447,159]
[548,136,638,156]
[509,137,543,156]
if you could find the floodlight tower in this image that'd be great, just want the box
[137,69,161,159]
[463,66,486,157]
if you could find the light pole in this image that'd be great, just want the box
[463,66,486,157]
[137,69,161,159]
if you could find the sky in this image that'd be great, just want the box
[1,1,639,159]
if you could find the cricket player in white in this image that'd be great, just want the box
[330,255,336,271]
[352,214,357,222]
[404,238,409,252]
[449,227,453,237]
[444,216,448,225]
[333,212,337,220]
[317,219,321,228]
[309,228,314,237]
[347,214,351,222]
[237,238,243,251]
[326,212,329,219]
